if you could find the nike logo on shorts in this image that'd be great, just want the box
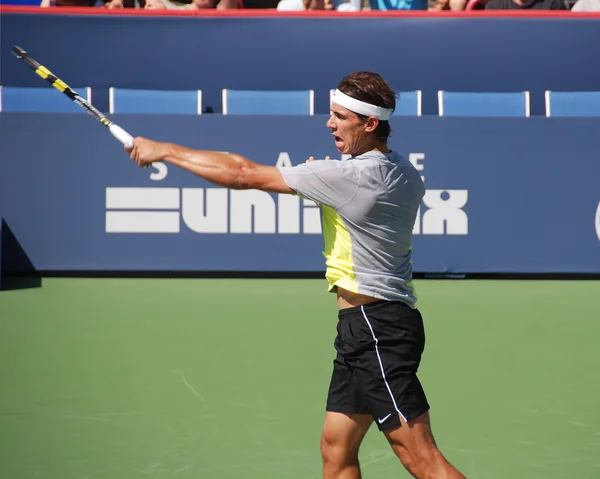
[377,413,392,424]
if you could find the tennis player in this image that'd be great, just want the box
[127,71,465,479]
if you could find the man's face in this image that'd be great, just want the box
[326,103,374,156]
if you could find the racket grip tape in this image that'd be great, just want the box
[109,123,134,149]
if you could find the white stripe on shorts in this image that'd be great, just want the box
[360,305,408,423]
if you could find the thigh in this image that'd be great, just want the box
[350,302,430,431]
[326,352,370,415]
[384,411,467,479]
[321,411,373,455]
[383,410,447,474]
[383,410,437,451]
[326,314,371,416]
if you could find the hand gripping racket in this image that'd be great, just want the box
[11,46,134,149]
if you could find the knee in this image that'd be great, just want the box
[320,432,339,464]
[407,447,447,479]
[393,443,445,479]
[395,448,415,474]
[320,432,357,468]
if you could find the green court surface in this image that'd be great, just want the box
[1,279,599,479]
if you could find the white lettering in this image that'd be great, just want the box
[230,190,276,233]
[149,163,168,182]
[106,153,470,237]
[182,188,228,233]
[422,190,468,235]
[412,205,421,235]
[105,187,180,233]
[409,153,425,183]
[106,211,179,233]
[275,152,293,168]
[595,201,600,241]
[106,187,179,209]
[409,153,424,171]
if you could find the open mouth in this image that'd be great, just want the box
[333,135,343,148]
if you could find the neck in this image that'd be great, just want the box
[352,141,390,157]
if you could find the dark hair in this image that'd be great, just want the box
[337,71,397,142]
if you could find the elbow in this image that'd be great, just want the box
[231,155,255,190]
[231,176,250,190]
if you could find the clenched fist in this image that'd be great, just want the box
[126,137,170,167]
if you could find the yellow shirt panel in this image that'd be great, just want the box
[321,205,359,294]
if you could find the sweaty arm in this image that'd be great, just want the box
[128,138,294,194]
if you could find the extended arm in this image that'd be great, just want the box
[128,137,294,194]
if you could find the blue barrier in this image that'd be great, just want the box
[0,113,598,273]
[2,11,600,116]
[0,218,3,289]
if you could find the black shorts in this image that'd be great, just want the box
[326,300,430,431]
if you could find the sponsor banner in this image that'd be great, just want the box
[0,114,598,273]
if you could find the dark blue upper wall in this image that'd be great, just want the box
[2,10,600,115]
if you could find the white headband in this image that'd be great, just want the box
[331,89,392,121]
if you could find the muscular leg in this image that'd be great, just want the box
[320,412,373,479]
[384,411,466,479]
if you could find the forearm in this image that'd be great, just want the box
[162,144,256,189]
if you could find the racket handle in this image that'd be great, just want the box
[109,123,134,149]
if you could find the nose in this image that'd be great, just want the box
[326,114,335,129]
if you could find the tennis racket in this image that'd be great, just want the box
[11,45,134,149]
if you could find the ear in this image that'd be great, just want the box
[364,116,379,133]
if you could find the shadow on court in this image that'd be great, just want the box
[0,218,41,291]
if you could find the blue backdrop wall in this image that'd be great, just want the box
[1,12,599,274]
[1,114,599,273]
